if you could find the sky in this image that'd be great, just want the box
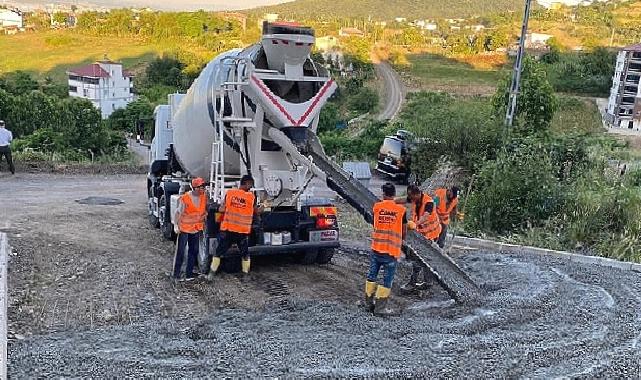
[12,0,292,11]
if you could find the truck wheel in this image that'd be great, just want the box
[159,195,176,241]
[149,213,160,229]
[300,249,319,265]
[148,197,160,228]
[221,256,242,273]
[316,248,335,264]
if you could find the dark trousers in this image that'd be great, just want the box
[173,231,201,278]
[215,231,249,259]
[367,251,398,289]
[0,146,14,174]
[437,223,448,248]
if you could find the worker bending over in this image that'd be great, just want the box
[434,186,459,248]
[365,182,407,317]
[173,177,208,281]
[211,175,259,277]
[399,185,441,292]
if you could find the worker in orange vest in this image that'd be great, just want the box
[366,182,407,317]
[399,184,442,293]
[433,186,460,248]
[172,177,208,281]
[211,175,259,276]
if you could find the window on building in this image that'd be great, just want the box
[83,89,88,97]
[69,86,77,93]
[104,89,108,96]
[112,104,115,110]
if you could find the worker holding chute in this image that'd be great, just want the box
[399,185,441,292]
[434,186,460,248]
[365,182,407,317]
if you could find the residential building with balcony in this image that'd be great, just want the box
[67,60,134,119]
[606,43,641,131]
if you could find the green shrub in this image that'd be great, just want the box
[466,140,564,234]
[400,92,502,177]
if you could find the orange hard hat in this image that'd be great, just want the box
[191,177,205,188]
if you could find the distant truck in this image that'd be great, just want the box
[145,22,341,272]
[375,129,416,184]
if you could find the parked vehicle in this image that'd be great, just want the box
[375,130,416,184]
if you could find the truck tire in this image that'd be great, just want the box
[149,212,160,229]
[300,249,319,265]
[159,195,176,241]
[221,256,242,273]
[316,248,335,264]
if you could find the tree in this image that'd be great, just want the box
[493,57,557,135]
[142,56,185,89]
[53,12,67,25]
[0,71,39,95]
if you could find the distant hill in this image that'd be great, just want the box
[252,0,526,20]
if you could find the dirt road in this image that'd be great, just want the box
[2,174,641,377]
[375,62,405,121]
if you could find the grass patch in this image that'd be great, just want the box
[0,31,177,82]
[399,53,506,94]
[551,97,604,134]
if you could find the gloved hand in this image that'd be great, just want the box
[407,220,416,230]
[457,212,465,221]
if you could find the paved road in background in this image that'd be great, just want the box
[376,62,405,121]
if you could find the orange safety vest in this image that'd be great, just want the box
[371,199,406,258]
[434,188,458,226]
[178,192,207,233]
[220,188,255,234]
[414,194,442,241]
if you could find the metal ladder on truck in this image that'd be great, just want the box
[209,57,255,204]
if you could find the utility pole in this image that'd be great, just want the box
[505,0,533,128]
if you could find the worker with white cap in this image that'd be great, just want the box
[172,177,208,281]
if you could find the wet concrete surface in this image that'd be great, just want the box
[8,250,641,378]
[3,174,641,377]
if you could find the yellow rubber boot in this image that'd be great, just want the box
[373,286,397,317]
[241,258,251,274]
[365,281,377,312]
[210,257,221,274]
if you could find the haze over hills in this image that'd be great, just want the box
[253,0,527,20]
[4,0,288,11]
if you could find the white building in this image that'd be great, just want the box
[0,9,23,28]
[67,60,134,119]
[537,0,583,8]
[606,43,641,131]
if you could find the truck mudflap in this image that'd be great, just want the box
[216,240,340,257]
[306,133,482,304]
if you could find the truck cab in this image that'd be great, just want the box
[376,130,415,184]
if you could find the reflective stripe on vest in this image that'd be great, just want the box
[179,192,207,233]
[371,200,405,258]
[414,194,442,241]
[220,188,255,234]
[435,188,458,226]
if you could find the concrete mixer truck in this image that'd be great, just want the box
[144,21,481,304]
[146,22,341,271]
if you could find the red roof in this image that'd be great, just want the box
[624,43,641,52]
[68,63,110,78]
[122,69,134,77]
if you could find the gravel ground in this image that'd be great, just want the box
[2,173,641,378]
